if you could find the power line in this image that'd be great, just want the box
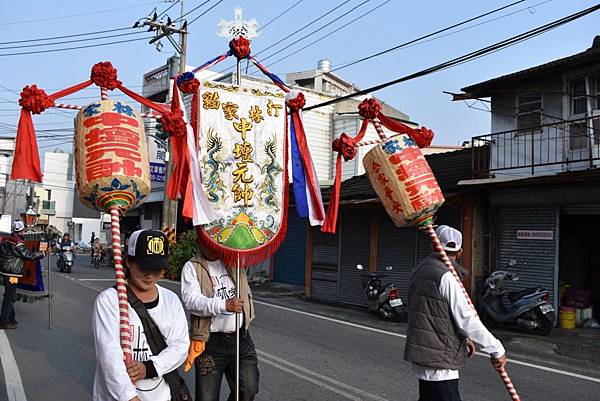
[0,1,161,26]
[0,36,154,57]
[158,0,182,18]
[263,0,391,70]
[176,0,212,21]
[0,27,133,45]
[260,0,305,31]
[251,0,372,68]
[188,0,226,26]
[0,30,147,50]
[304,4,600,111]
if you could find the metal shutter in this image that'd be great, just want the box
[561,204,600,215]
[376,212,417,301]
[338,210,373,306]
[495,206,557,305]
[273,209,307,286]
[311,222,340,302]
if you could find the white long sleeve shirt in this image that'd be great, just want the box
[92,285,190,401]
[412,271,505,381]
[181,259,242,333]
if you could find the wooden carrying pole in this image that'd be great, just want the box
[421,224,520,401]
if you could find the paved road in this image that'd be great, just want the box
[0,258,598,400]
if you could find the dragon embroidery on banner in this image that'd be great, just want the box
[258,135,282,212]
[203,127,228,202]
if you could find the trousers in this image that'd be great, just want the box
[194,330,259,401]
[418,379,462,401]
[0,279,17,325]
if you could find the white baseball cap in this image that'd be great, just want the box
[435,225,462,252]
[12,221,25,232]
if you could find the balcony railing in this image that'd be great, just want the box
[472,115,600,178]
[40,200,56,215]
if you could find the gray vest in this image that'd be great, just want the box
[403,254,467,370]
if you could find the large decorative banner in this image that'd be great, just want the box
[197,81,288,267]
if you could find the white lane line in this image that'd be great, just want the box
[79,279,114,282]
[254,299,600,384]
[258,350,387,401]
[0,331,27,401]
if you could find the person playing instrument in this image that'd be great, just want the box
[180,239,259,401]
[92,230,189,401]
[0,221,46,329]
[404,225,507,401]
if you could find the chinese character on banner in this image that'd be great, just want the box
[231,117,255,206]
[248,105,264,123]
[203,92,221,109]
[222,102,239,120]
[266,99,282,117]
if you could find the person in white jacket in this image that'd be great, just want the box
[92,229,190,401]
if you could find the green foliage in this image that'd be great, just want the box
[167,229,198,280]
[44,225,61,243]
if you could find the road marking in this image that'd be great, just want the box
[258,350,388,401]
[79,278,114,282]
[254,299,600,384]
[0,331,27,401]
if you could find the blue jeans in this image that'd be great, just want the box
[0,279,17,325]
[195,330,259,401]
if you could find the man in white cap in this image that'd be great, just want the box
[404,225,507,401]
[0,221,46,329]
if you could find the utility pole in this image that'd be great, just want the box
[134,1,188,235]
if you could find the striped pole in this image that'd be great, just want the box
[421,224,520,401]
[371,120,387,141]
[101,87,109,101]
[355,139,384,148]
[110,207,133,367]
[52,103,159,119]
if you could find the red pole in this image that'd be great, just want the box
[110,207,133,367]
[421,223,521,401]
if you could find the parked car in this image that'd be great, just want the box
[74,241,92,253]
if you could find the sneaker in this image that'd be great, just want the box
[0,323,17,329]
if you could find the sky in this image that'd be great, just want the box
[0,0,599,154]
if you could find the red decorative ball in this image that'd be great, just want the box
[286,92,306,111]
[161,110,186,137]
[91,61,122,90]
[229,36,251,59]
[358,98,382,120]
[332,133,357,161]
[411,127,434,148]
[19,85,54,114]
[178,78,200,94]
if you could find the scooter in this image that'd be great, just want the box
[357,264,406,321]
[56,246,74,273]
[480,260,555,335]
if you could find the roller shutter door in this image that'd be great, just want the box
[338,210,372,307]
[273,209,307,286]
[311,223,340,302]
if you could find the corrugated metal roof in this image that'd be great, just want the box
[461,38,600,96]
[320,148,473,202]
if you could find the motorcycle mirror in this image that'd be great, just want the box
[508,259,517,267]
[385,266,393,271]
[356,264,364,270]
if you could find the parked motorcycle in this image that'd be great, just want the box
[480,260,555,335]
[56,245,74,273]
[357,264,406,321]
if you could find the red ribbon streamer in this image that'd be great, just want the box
[321,118,369,233]
[377,113,434,148]
[13,79,93,182]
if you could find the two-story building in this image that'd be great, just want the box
[455,36,600,322]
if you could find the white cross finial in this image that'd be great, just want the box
[217,6,259,40]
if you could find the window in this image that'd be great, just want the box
[570,122,588,151]
[517,92,542,133]
[570,79,588,115]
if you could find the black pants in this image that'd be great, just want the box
[418,379,461,401]
[194,330,259,401]
[0,279,17,325]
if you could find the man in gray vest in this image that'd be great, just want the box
[180,240,258,401]
[404,225,507,401]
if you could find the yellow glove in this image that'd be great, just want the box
[184,339,205,373]
[8,277,18,284]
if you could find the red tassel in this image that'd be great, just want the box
[377,113,434,148]
[12,109,42,181]
[321,119,369,233]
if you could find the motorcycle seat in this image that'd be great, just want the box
[507,288,536,302]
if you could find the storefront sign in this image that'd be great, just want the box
[150,162,166,182]
[516,230,554,240]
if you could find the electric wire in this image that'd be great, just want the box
[0,30,147,50]
[188,0,226,25]
[0,36,154,57]
[158,0,182,18]
[0,27,133,45]
[303,4,600,111]
[175,0,213,22]
[260,0,305,32]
